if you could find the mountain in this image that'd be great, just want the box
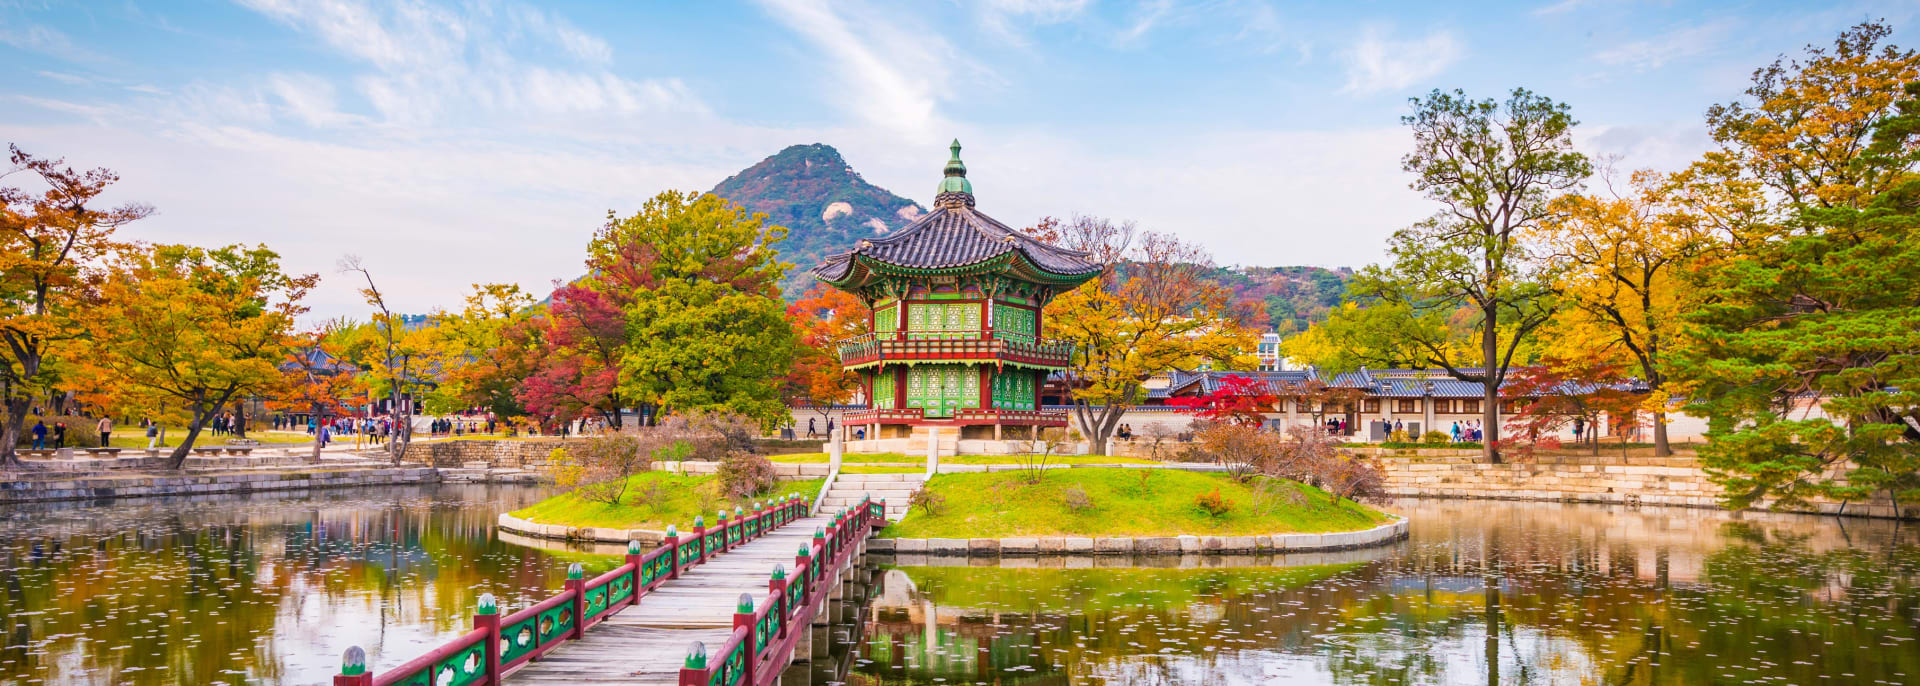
[708,144,925,297]
[1203,265,1354,334]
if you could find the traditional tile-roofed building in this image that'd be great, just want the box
[817,141,1101,440]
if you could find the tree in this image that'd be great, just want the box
[424,283,536,419]
[271,319,360,462]
[339,257,426,464]
[0,146,148,468]
[1168,374,1275,427]
[1499,354,1645,457]
[1039,225,1254,456]
[782,283,869,424]
[597,191,797,429]
[1705,21,1920,215]
[1533,170,1715,455]
[1678,83,1920,513]
[75,244,310,469]
[518,283,629,430]
[1336,88,1592,462]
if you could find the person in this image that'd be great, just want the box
[97,415,113,447]
[826,418,835,437]
[1392,419,1404,434]
[52,422,66,448]
[146,423,160,448]
[855,427,866,440]
[31,420,47,449]
[1572,417,1584,443]
[1451,422,1461,443]
[317,424,331,449]
[807,418,817,439]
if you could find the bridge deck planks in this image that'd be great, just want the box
[506,515,842,685]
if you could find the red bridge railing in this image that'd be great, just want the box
[331,492,876,686]
[677,495,886,686]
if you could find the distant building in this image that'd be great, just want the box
[1254,332,1284,370]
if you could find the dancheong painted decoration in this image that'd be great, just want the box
[813,140,1100,439]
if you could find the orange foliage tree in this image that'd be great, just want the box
[0,146,149,466]
[271,321,361,461]
[782,283,869,425]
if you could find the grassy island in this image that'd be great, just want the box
[769,452,1157,465]
[879,468,1387,539]
[510,473,822,530]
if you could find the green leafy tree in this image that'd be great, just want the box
[1679,82,1920,514]
[1326,88,1591,462]
[595,191,797,429]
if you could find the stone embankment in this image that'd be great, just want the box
[1376,453,1910,519]
[869,517,1409,557]
[0,467,438,504]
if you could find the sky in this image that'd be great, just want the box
[2,0,1916,320]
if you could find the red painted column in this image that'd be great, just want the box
[625,541,646,606]
[663,530,681,580]
[691,520,707,566]
[564,563,586,640]
[734,602,758,686]
[769,572,789,638]
[475,596,501,685]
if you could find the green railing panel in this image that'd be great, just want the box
[536,603,573,647]
[501,617,538,664]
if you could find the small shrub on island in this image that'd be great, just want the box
[1421,430,1451,446]
[1060,485,1094,513]
[1193,487,1233,518]
[910,488,946,516]
[552,434,653,506]
[717,451,777,498]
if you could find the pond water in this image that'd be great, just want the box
[855,499,1920,686]
[1,488,1915,685]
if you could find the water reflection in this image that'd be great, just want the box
[0,484,610,685]
[856,499,1920,685]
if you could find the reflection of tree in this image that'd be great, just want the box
[0,484,602,685]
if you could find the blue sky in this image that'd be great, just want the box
[3,0,1915,318]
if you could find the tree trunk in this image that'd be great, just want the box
[1074,401,1124,456]
[0,396,28,470]
[231,402,248,439]
[166,404,222,469]
[1481,306,1502,464]
[1652,410,1671,456]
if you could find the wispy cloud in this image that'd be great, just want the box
[1342,26,1462,95]
[233,0,700,126]
[1591,20,1734,71]
[753,0,960,139]
[0,21,106,63]
[1116,0,1174,46]
[1531,0,1598,17]
[976,0,1089,44]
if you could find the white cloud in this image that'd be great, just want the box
[752,0,959,140]
[267,72,354,127]
[1342,26,1463,95]
[37,70,94,85]
[0,21,105,63]
[1531,0,1597,17]
[1591,21,1734,71]
[976,0,1089,43]
[1116,0,1174,45]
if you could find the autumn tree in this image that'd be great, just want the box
[783,283,870,423]
[1704,21,1920,215]
[273,319,359,462]
[518,283,627,430]
[1036,221,1254,456]
[339,257,428,464]
[1677,78,1920,514]
[597,191,797,430]
[1499,354,1645,457]
[424,283,537,419]
[0,146,148,467]
[1532,170,1716,455]
[76,244,310,469]
[1333,88,1591,462]
[1168,374,1275,427]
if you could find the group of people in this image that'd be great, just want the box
[27,416,118,450]
[428,416,497,437]
[205,413,245,436]
[1322,417,1352,435]
[1450,420,1484,443]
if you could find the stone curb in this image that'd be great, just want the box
[0,467,437,504]
[496,512,672,544]
[870,517,1410,556]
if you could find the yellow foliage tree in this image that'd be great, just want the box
[74,244,312,468]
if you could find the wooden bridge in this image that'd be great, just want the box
[333,493,884,686]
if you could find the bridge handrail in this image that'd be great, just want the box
[678,495,886,686]
[334,493,814,686]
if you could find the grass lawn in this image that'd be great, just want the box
[880,467,1388,539]
[510,473,823,530]
[105,429,315,449]
[892,562,1361,613]
[769,452,1158,465]
[840,465,926,474]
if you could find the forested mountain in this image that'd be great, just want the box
[707,144,1352,329]
[708,144,925,297]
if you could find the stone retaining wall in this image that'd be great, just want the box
[0,467,439,504]
[1378,455,1909,519]
[403,439,570,469]
[868,518,1408,556]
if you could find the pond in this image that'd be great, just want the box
[0,488,1915,685]
[855,499,1920,685]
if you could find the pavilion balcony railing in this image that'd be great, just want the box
[331,493,885,686]
[836,330,1073,367]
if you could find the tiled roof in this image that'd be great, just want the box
[1160,368,1647,399]
[812,204,1100,281]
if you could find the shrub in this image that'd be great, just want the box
[716,451,777,498]
[15,415,106,449]
[1322,455,1387,503]
[1420,430,1450,445]
[1248,480,1307,517]
[1387,429,1411,443]
[552,434,652,506]
[1190,421,1282,481]
[1194,487,1234,518]
[1132,470,1156,497]
[909,488,946,516]
[1060,485,1094,513]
